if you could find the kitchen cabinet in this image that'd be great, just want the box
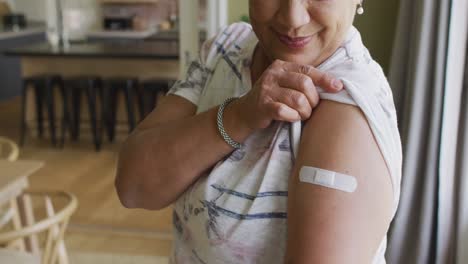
[0,29,45,101]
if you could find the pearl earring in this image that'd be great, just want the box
[357,3,364,15]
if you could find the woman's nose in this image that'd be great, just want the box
[276,1,311,31]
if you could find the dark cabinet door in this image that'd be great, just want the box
[0,32,45,102]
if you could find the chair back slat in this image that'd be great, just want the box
[18,194,40,253]
[45,197,69,264]
[8,199,25,251]
[0,207,14,229]
[0,137,19,161]
[50,219,70,264]
[42,225,54,263]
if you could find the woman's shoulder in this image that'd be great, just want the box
[319,27,390,94]
[319,30,397,123]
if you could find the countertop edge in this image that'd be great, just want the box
[3,52,179,60]
[0,28,45,41]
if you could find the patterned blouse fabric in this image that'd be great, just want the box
[167,22,402,264]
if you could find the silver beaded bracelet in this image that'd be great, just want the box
[217,97,244,149]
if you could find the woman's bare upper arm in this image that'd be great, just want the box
[285,100,394,264]
[136,95,198,130]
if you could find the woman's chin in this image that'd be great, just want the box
[272,51,321,67]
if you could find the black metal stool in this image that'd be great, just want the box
[20,75,68,147]
[103,77,140,142]
[64,76,103,151]
[139,79,173,118]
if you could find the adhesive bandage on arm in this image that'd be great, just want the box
[299,167,358,193]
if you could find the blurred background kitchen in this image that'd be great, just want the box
[0,0,401,263]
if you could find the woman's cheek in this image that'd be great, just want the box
[249,1,278,22]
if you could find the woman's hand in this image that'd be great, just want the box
[232,60,344,130]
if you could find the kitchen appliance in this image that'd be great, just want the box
[3,13,27,30]
[104,16,133,31]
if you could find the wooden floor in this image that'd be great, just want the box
[0,96,173,258]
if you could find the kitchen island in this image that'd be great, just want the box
[4,40,180,139]
[0,23,45,41]
[5,41,179,79]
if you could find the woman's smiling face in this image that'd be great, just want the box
[249,0,360,67]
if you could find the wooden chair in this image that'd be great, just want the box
[0,191,78,264]
[0,137,20,161]
[0,136,20,232]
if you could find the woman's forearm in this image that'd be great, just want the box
[115,100,253,210]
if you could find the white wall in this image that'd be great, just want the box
[228,0,248,23]
[4,0,15,10]
[206,0,227,38]
[11,0,98,22]
[12,0,46,21]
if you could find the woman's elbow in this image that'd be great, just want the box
[115,140,152,209]
[114,169,139,209]
[114,134,175,210]
[115,169,171,210]
[115,158,172,210]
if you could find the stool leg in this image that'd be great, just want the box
[86,83,101,151]
[97,85,105,143]
[45,80,57,147]
[151,90,159,112]
[59,83,70,148]
[101,85,111,142]
[137,86,146,121]
[20,81,29,146]
[34,84,44,138]
[71,88,82,141]
[108,86,118,142]
[123,82,136,132]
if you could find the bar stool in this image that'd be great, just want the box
[64,76,103,151]
[139,78,173,118]
[103,77,140,142]
[20,75,68,147]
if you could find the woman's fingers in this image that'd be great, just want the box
[277,72,320,108]
[269,87,313,120]
[245,59,342,128]
[273,60,344,92]
[266,101,302,123]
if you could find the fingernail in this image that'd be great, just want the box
[332,79,343,90]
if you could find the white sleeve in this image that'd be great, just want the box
[166,36,217,105]
[318,87,358,106]
[167,60,210,105]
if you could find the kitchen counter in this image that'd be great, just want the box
[3,39,180,82]
[147,29,207,42]
[86,28,207,46]
[3,35,180,136]
[4,41,179,60]
[0,22,45,41]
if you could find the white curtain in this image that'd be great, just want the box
[439,0,468,262]
[455,48,468,264]
[452,0,468,262]
[387,0,468,262]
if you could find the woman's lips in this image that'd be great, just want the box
[276,33,313,49]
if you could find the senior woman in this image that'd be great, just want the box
[116,0,402,263]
